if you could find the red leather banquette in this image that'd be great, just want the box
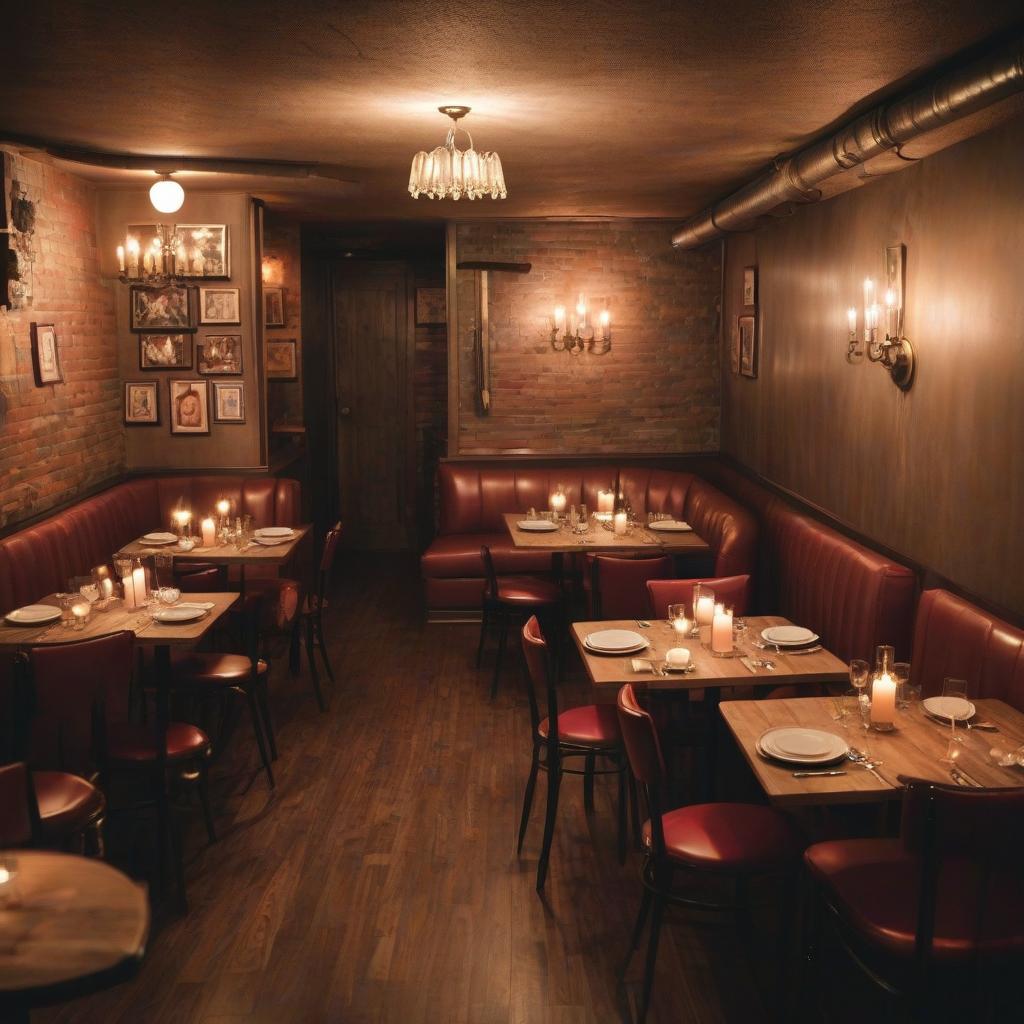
[421,463,758,614]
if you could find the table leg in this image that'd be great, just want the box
[152,644,186,913]
[552,552,564,592]
[703,685,722,800]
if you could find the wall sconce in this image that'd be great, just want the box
[550,294,611,355]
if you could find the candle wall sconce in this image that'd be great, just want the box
[549,295,611,355]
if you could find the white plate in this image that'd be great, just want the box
[151,606,207,624]
[142,532,178,545]
[254,527,294,538]
[254,536,292,546]
[922,696,976,722]
[5,604,62,626]
[585,638,649,656]
[648,520,693,532]
[759,727,848,765]
[516,520,559,532]
[585,629,648,652]
[761,625,819,647]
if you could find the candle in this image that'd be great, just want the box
[550,491,566,515]
[173,509,192,536]
[711,605,733,654]
[613,511,627,536]
[694,594,715,627]
[131,565,147,608]
[666,647,691,669]
[870,671,897,728]
[216,498,231,520]
[599,309,610,340]
[201,516,216,547]
[863,278,875,342]
[575,294,587,326]
[121,572,135,609]
[71,601,90,629]
[597,489,615,515]
[553,305,565,332]
[885,288,898,337]
[99,577,113,599]
[126,237,140,277]
[847,306,857,334]
[116,245,125,273]
[672,615,690,640]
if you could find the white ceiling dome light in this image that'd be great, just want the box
[409,106,506,201]
[149,174,185,214]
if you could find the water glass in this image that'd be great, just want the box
[578,504,587,521]
[153,552,174,589]
[892,661,911,709]
[849,658,870,695]
[54,592,74,628]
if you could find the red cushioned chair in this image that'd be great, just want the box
[590,555,673,619]
[518,616,631,891]
[477,545,563,699]
[645,574,752,620]
[617,682,802,1022]
[803,777,1024,1020]
[298,521,343,710]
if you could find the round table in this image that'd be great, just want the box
[0,851,149,1021]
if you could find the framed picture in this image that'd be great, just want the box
[139,333,192,370]
[168,379,210,435]
[742,266,757,306]
[266,338,298,380]
[199,287,241,325]
[264,286,285,327]
[124,381,159,425]
[130,285,193,332]
[212,381,245,423]
[738,315,758,378]
[30,322,64,386]
[175,224,229,278]
[197,334,243,374]
[416,287,446,325]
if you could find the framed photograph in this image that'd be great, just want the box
[130,285,193,332]
[175,224,229,278]
[199,287,241,325]
[197,334,243,374]
[416,287,446,325]
[738,315,758,378]
[30,323,64,386]
[168,379,210,435]
[212,381,245,423]
[139,333,192,370]
[264,286,285,327]
[124,381,159,425]
[742,266,757,307]
[266,337,298,380]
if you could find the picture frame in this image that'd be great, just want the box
[415,287,446,325]
[742,266,757,307]
[199,287,241,326]
[212,381,246,423]
[168,379,210,435]
[139,333,192,370]
[124,381,159,425]
[264,286,285,327]
[266,337,298,380]
[197,334,243,375]
[130,285,194,332]
[30,322,64,386]
[738,315,758,378]
[174,224,230,278]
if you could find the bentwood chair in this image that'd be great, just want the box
[590,555,673,619]
[477,545,563,699]
[518,616,631,891]
[616,683,802,1022]
[298,520,342,710]
[645,574,752,620]
[803,777,1024,1022]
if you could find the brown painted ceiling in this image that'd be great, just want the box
[2,1,1021,220]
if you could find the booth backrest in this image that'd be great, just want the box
[911,589,1024,712]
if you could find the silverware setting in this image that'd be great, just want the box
[948,766,983,788]
[923,711,998,732]
[636,620,651,628]
[848,747,890,785]
[792,769,847,778]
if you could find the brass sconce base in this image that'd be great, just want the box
[888,337,914,391]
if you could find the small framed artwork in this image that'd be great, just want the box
[197,334,243,374]
[175,224,229,278]
[168,379,210,435]
[124,381,159,425]
[415,287,446,325]
[140,333,192,370]
[266,337,298,380]
[264,286,285,327]
[30,322,64,386]
[742,266,757,307]
[199,287,241,325]
[130,285,193,331]
[212,381,245,423]
[738,315,758,378]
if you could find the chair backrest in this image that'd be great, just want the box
[646,574,752,619]
[27,631,135,775]
[521,616,558,741]
[316,521,343,606]
[616,683,669,855]
[0,761,35,847]
[480,545,499,600]
[175,566,223,593]
[592,555,673,619]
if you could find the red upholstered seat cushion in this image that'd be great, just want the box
[539,704,621,747]
[239,577,303,629]
[421,532,553,578]
[171,651,268,684]
[496,576,561,606]
[107,722,210,762]
[805,838,1024,961]
[32,770,105,837]
[643,802,800,871]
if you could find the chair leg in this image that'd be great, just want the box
[89,816,106,859]
[583,752,596,812]
[476,604,490,669]
[623,886,654,975]
[628,772,642,850]
[617,762,628,864]
[197,760,216,844]
[256,677,278,761]
[244,687,275,788]
[517,747,540,855]
[638,893,666,1024]
[535,758,562,892]
[490,612,508,699]
[316,613,336,683]
[305,618,327,712]
[288,619,301,677]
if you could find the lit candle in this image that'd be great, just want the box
[216,498,231,520]
[575,294,587,326]
[121,571,135,609]
[116,245,125,273]
[666,647,691,669]
[126,237,140,277]
[143,247,154,275]
[863,278,875,341]
[201,517,216,547]
[172,509,192,536]
[885,288,898,337]
[553,306,565,332]
[694,594,716,627]
[711,605,733,654]
[870,671,897,728]
[597,489,615,515]
[550,490,566,515]
[672,614,691,641]
[599,309,610,340]
[132,564,147,608]
[613,511,627,536]
[847,306,857,334]
[71,601,90,629]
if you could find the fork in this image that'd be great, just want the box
[848,747,890,785]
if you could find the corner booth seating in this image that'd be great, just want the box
[421,463,759,618]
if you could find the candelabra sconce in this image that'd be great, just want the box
[117,224,181,287]
[549,297,611,355]
[867,321,915,391]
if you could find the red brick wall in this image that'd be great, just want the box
[0,150,124,528]
[454,221,721,455]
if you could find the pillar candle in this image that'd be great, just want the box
[550,492,566,515]
[597,489,615,515]
[116,245,125,273]
[613,511,627,536]
[131,566,147,608]
[694,595,715,627]
[870,672,897,727]
[121,573,135,609]
[201,517,216,547]
[711,606,733,654]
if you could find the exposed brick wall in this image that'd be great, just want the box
[454,221,721,455]
[0,150,124,528]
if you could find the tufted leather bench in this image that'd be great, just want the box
[421,463,758,615]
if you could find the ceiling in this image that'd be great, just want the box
[2,1,1021,221]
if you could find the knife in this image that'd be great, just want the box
[792,770,847,778]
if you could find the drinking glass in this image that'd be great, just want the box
[874,644,895,676]
[667,602,686,629]
[939,678,969,765]
[578,504,587,521]
[153,552,174,589]
[849,658,870,716]
[54,592,74,628]
[892,661,911,709]
[78,583,100,605]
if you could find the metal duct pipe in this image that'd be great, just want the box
[672,33,1024,249]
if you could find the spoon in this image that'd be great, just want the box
[848,747,889,785]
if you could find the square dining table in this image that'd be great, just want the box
[501,512,710,556]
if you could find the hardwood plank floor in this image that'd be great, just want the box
[37,555,811,1023]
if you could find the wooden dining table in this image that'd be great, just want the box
[501,512,711,556]
[721,695,1024,808]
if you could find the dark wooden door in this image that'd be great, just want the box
[331,262,414,550]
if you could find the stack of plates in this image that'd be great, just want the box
[922,696,976,722]
[516,520,558,532]
[757,727,848,766]
[253,527,297,547]
[5,604,62,626]
[760,625,820,648]
[142,532,178,546]
[151,606,207,625]
[584,629,649,655]
[648,520,693,533]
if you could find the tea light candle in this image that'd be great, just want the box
[711,605,733,654]
[550,491,566,515]
[672,615,690,640]
[613,511,627,536]
[201,517,216,547]
[870,671,897,728]
[666,647,691,669]
[71,601,90,629]
[597,489,615,515]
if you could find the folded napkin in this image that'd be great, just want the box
[631,658,651,673]
[176,601,216,610]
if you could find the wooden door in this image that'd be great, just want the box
[331,262,414,550]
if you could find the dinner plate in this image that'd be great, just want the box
[585,629,648,653]
[758,727,848,766]
[585,638,649,656]
[5,604,62,626]
[254,536,292,546]
[922,696,976,722]
[254,527,294,538]
[142,532,178,545]
[761,625,820,647]
[516,520,559,532]
[648,520,693,532]
[151,606,207,624]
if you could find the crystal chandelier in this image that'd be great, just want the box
[408,106,507,201]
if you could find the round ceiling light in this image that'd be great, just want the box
[149,175,185,214]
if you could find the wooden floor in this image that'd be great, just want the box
[37,555,880,1023]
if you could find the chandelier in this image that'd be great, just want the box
[408,106,507,201]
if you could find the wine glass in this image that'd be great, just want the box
[939,677,969,765]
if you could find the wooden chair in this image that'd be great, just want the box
[590,555,673,619]
[298,520,342,710]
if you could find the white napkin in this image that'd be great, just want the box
[176,601,215,610]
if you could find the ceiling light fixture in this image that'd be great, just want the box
[149,173,185,214]
[408,106,506,201]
